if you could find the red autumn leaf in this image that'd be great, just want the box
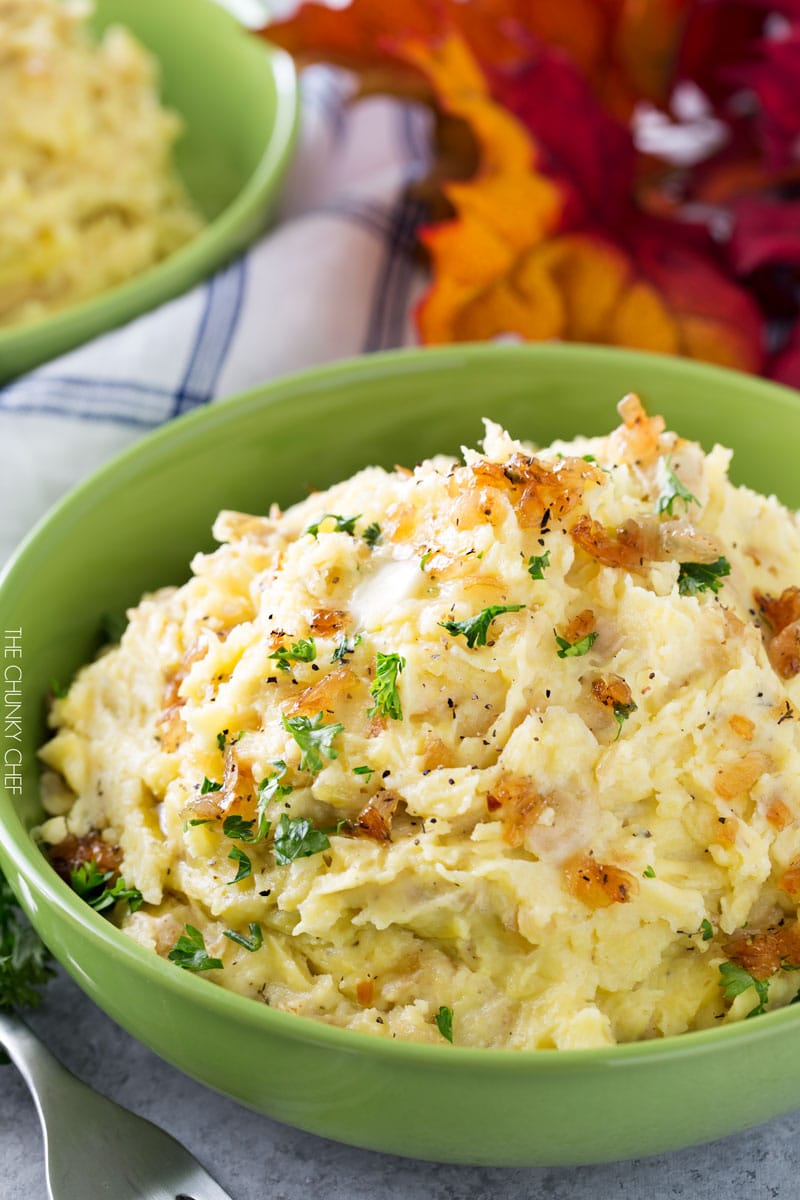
[264,0,694,117]
[483,48,635,230]
[729,196,800,273]
[726,26,800,170]
[769,316,800,387]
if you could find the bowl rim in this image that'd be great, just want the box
[3,340,800,1073]
[0,0,298,368]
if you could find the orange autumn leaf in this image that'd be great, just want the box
[264,0,693,117]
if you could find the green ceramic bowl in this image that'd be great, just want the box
[2,345,800,1167]
[0,0,297,384]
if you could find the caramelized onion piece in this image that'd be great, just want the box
[609,393,666,465]
[571,515,721,574]
[767,621,800,680]
[469,453,605,530]
[714,751,771,800]
[354,789,400,841]
[356,979,375,1006]
[486,774,546,847]
[726,923,800,980]
[755,587,800,635]
[284,666,353,718]
[766,798,793,831]
[560,609,596,645]
[728,714,755,741]
[778,857,800,896]
[592,674,634,711]
[47,831,121,883]
[754,587,800,679]
[309,609,346,636]
[571,516,649,573]
[158,641,207,753]
[563,853,638,908]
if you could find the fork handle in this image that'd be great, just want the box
[0,1008,72,1126]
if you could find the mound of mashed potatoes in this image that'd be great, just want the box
[0,0,203,328]
[38,396,800,1049]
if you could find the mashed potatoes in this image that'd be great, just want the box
[0,0,203,328]
[38,396,800,1049]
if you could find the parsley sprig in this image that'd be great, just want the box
[227,847,252,885]
[273,814,331,865]
[283,712,344,774]
[434,1004,454,1043]
[527,551,550,581]
[718,961,770,1018]
[554,630,598,658]
[362,522,382,548]
[368,652,405,721]
[224,923,263,952]
[255,760,292,837]
[440,604,525,649]
[0,867,54,1013]
[657,457,698,516]
[332,633,361,664]
[612,698,638,740]
[70,862,143,914]
[269,638,317,672]
[305,513,360,538]
[168,925,223,972]
[677,557,731,597]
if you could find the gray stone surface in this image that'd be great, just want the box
[1,965,797,1199]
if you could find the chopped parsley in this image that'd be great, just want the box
[168,925,223,972]
[222,815,257,842]
[353,765,375,781]
[527,551,551,581]
[657,457,698,517]
[51,678,70,700]
[362,522,382,548]
[613,699,638,740]
[643,865,656,879]
[223,923,263,952]
[69,861,143,914]
[420,551,434,572]
[434,1005,454,1043]
[440,604,525,649]
[273,814,331,865]
[368,652,405,721]
[0,866,54,1013]
[255,760,292,840]
[332,633,361,664]
[700,918,714,941]
[227,847,252,885]
[283,712,344,774]
[305,513,360,538]
[269,638,317,672]
[677,557,731,597]
[719,961,770,1018]
[200,776,222,795]
[216,730,244,753]
[554,630,598,659]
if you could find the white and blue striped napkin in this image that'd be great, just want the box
[0,66,430,563]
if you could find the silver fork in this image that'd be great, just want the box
[0,1007,235,1200]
